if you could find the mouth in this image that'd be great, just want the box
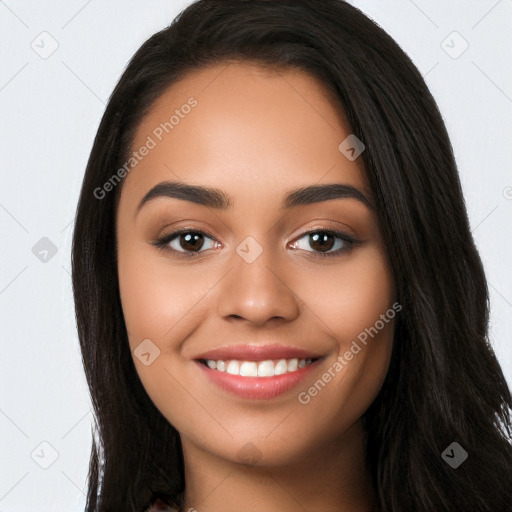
[193,344,326,400]
[198,357,320,377]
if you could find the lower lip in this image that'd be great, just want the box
[195,359,323,400]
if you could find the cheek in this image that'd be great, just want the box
[292,247,396,410]
[118,245,204,348]
[117,248,210,429]
[298,247,395,343]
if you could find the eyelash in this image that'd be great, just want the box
[152,227,361,260]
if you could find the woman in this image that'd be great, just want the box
[71,1,512,511]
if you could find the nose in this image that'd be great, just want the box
[216,239,301,327]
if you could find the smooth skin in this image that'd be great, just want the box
[117,61,396,512]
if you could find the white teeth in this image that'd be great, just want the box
[239,361,258,377]
[274,359,288,375]
[204,357,315,377]
[258,360,275,377]
[226,360,240,375]
[287,358,298,372]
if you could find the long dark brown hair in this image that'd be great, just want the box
[71,1,512,510]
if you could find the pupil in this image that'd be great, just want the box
[181,232,203,251]
[310,232,334,252]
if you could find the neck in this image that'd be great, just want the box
[179,419,376,512]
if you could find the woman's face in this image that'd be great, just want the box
[116,61,396,466]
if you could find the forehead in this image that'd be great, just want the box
[121,61,369,209]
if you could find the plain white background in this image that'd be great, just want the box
[1,0,511,510]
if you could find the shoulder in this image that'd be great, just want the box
[144,497,180,511]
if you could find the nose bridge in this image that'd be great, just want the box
[216,234,300,324]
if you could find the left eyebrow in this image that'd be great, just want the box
[136,180,374,214]
[282,183,373,210]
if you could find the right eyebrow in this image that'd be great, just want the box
[136,181,232,214]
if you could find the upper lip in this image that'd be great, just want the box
[194,344,324,362]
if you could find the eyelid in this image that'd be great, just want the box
[159,226,219,242]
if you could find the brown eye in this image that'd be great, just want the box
[177,232,206,252]
[290,230,357,257]
[153,229,219,257]
[308,232,336,252]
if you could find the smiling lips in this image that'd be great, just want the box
[194,344,325,399]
